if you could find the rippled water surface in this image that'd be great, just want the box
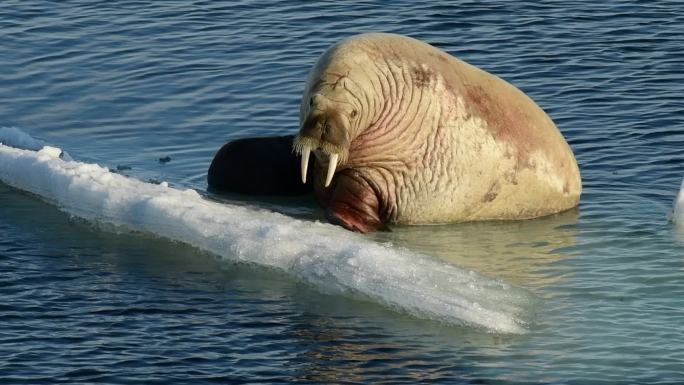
[2,1,684,383]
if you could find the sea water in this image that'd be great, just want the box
[1,1,683,383]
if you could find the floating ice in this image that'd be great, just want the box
[0,126,45,150]
[672,179,684,224]
[0,126,72,161]
[0,127,535,333]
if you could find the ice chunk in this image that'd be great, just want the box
[0,126,45,150]
[672,179,684,224]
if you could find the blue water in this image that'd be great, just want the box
[2,1,684,383]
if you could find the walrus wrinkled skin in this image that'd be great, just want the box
[209,33,581,233]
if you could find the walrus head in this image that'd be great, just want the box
[293,76,365,188]
[292,47,391,232]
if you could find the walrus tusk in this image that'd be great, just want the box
[300,145,311,184]
[325,153,338,187]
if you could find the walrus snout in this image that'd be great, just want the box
[299,108,350,149]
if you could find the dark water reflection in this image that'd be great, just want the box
[2,0,684,383]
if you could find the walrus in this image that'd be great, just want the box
[208,33,581,232]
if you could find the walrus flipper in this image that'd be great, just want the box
[208,135,313,196]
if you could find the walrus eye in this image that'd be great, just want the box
[350,109,358,118]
